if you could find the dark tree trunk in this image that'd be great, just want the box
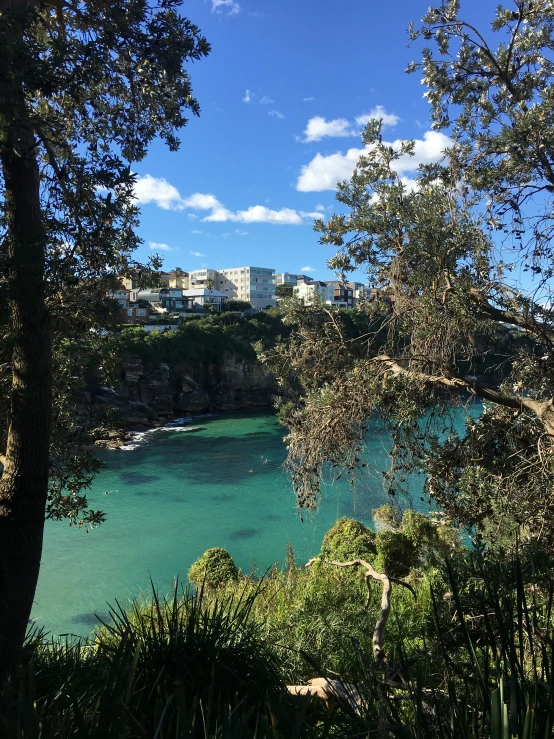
[0,8,52,679]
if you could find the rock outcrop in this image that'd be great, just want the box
[86,351,275,441]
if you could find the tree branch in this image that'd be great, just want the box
[373,354,554,436]
[306,557,392,662]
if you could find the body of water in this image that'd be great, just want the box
[32,411,418,637]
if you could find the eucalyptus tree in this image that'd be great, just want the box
[0,0,208,678]
[269,1,554,554]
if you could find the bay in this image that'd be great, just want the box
[31,411,418,638]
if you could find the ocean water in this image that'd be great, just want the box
[32,411,421,638]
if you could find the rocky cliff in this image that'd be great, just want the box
[87,352,275,441]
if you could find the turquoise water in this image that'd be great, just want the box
[32,411,418,638]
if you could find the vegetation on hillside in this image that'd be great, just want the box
[2,512,553,737]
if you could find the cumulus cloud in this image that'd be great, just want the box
[268,109,285,119]
[135,175,320,225]
[296,130,451,192]
[300,106,399,143]
[229,205,302,224]
[134,175,184,210]
[301,266,316,272]
[260,96,274,105]
[149,241,173,252]
[355,105,400,128]
[212,0,240,15]
[302,116,353,142]
[189,250,205,257]
[243,89,251,103]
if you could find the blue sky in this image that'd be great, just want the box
[133,0,486,281]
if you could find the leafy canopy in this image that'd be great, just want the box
[267,1,554,553]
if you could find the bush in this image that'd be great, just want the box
[373,529,418,578]
[188,547,239,590]
[320,517,376,561]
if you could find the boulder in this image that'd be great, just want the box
[175,390,210,413]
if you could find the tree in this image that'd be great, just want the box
[267,2,554,554]
[223,299,252,312]
[0,0,209,678]
[276,284,293,299]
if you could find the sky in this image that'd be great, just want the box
[133,0,488,281]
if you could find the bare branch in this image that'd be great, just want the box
[307,557,392,662]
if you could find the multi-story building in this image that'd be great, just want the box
[167,269,189,290]
[217,266,275,309]
[275,272,313,286]
[136,288,188,314]
[326,280,355,308]
[293,280,334,305]
[189,266,275,310]
[182,288,228,311]
[189,269,219,289]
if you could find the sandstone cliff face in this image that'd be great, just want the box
[89,352,275,433]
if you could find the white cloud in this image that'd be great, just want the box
[301,266,316,272]
[303,96,315,102]
[355,105,400,128]
[212,0,240,15]
[243,89,251,103]
[184,191,314,225]
[302,116,353,142]
[183,193,221,210]
[315,204,325,212]
[135,176,319,226]
[296,130,451,192]
[300,107,399,143]
[235,229,248,235]
[134,175,185,210]
[234,205,302,224]
[149,241,173,252]
[268,109,285,119]
[189,250,205,257]
[260,96,274,105]
[191,230,203,234]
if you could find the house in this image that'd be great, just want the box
[325,280,355,308]
[106,283,131,307]
[136,288,187,314]
[181,288,228,311]
[293,280,334,305]
[121,303,150,324]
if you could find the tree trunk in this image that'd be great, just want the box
[0,21,52,679]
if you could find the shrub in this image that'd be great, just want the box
[373,530,418,578]
[320,517,376,561]
[188,547,239,590]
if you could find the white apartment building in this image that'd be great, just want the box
[188,266,275,309]
[293,280,334,305]
[189,269,219,288]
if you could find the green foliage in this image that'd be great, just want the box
[321,516,376,561]
[266,2,554,553]
[373,530,417,578]
[188,548,239,590]
[275,284,294,299]
[222,300,252,312]
[113,311,289,369]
